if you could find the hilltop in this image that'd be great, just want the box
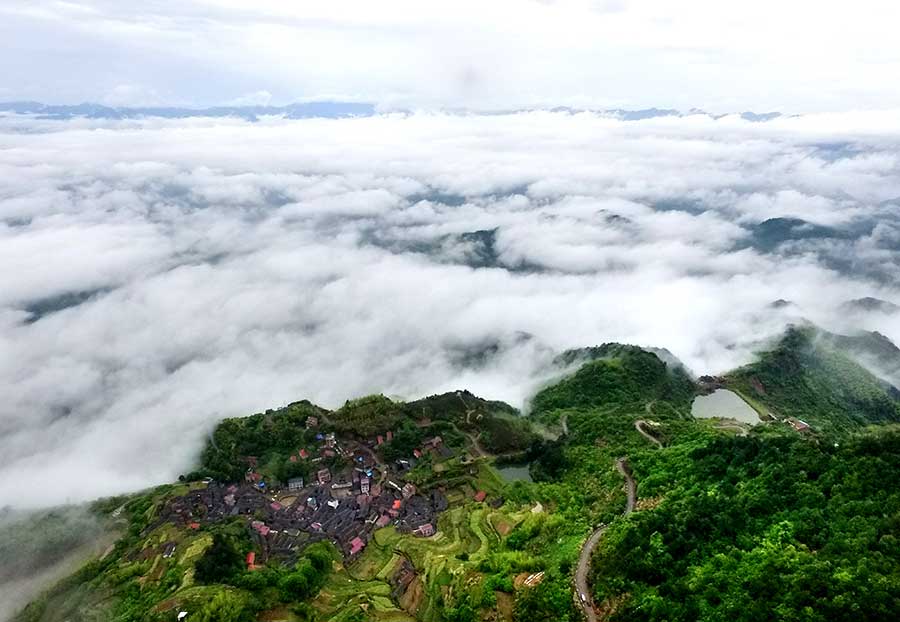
[532,343,695,417]
[13,326,900,622]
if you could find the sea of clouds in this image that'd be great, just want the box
[3,109,900,509]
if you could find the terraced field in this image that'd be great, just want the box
[311,500,526,622]
[314,571,411,622]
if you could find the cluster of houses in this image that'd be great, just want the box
[161,473,446,567]
[158,424,461,569]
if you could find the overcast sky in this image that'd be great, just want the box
[3,0,900,112]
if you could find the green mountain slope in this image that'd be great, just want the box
[14,333,900,622]
[726,325,900,431]
[532,344,695,416]
[592,427,900,622]
[194,391,531,487]
[825,329,900,382]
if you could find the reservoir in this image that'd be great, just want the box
[691,389,760,424]
[496,464,534,483]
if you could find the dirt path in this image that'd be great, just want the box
[634,420,663,448]
[456,391,474,422]
[465,430,489,458]
[452,392,491,458]
[442,416,490,459]
[617,458,636,515]
[574,458,635,622]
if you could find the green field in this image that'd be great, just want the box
[310,492,531,622]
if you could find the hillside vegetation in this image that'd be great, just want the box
[14,326,900,622]
[531,336,900,622]
[727,325,900,430]
[531,344,695,416]
[193,390,531,488]
[593,429,900,622]
[196,400,327,483]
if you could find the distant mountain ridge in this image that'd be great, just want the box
[841,297,900,314]
[0,100,376,122]
[0,100,787,122]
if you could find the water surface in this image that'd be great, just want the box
[691,389,760,424]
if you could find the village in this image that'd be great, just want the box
[157,418,477,569]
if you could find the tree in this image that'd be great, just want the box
[193,591,254,622]
[195,533,245,584]
[513,577,577,622]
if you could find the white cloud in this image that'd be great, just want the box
[1,110,900,512]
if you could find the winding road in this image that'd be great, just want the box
[617,458,636,514]
[574,458,636,622]
[454,391,491,458]
[465,432,489,458]
[634,420,663,448]
[574,525,607,622]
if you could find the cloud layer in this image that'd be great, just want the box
[3,110,900,508]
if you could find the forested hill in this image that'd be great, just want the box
[531,344,695,416]
[591,423,900,622]
[194,391,534,485]
[526,330,900,622]
[13,327,900,622]
[725,324,900,431]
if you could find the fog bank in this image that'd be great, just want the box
[3,110,900,509]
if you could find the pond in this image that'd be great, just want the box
[496,464,533,483]
[691,389,761,424]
